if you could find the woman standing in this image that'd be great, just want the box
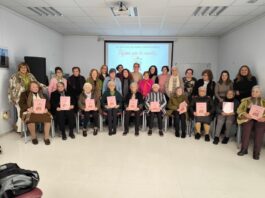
[148,65,159,83]
[8,62,44,133]
[215,70,233,103]
[99,64,109,83]
[233,65,257,101]
[138,71,154,99]
[87,69,102,98]
[157,66,170,95]
[48,67,67,97]
[192,69,216,98]
[237,85,265,160]
[165,66,183,97]
[182,68,197,100]
[121,69,134,97]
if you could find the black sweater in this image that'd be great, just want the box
[192,79,216,98]
[50,90,75,115]
[233,76,257,101]
[189,95,215,115]
[124,92,144,109]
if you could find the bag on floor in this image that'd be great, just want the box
[0,163,39,198]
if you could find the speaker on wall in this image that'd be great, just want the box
[24,56,48,85]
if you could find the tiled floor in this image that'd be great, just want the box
[0,128,265,198]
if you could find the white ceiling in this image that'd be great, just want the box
[1,0,265,36]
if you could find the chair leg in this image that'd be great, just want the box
[237,126,241,149]
[22,122,28,144]
[164,116,168,133]
[99,115,103,132]
[51,119,55,138]
[76,112,80,134]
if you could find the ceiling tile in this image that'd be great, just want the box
[200,0,234,6]
[14,0,49,7]
[0,0,21,6]
[164,16,190,23]
[232,0,265,6]
[137,6,166,17]
[221,5,259,15]
[75,0,106,7]
[187,16,215,23]
[169,0,202,6]
[167,6,197,16]
[140,16,163,23]
[55,7,86,16]
[44,0,78,7]
[82,7,113,17]
[91,16,117,23]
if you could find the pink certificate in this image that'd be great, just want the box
[222,102,234,114]
[85,98,96,111]
[60,96,71,110]
[107,96,117,108]
[196,102,207,116]
[150,101,160,112]
[128,99,138,110]
[178,101,188,114]
[249,105,265,120]
[33,99,46,114]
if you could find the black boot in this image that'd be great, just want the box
[135,131,139,136]
[175,130,180,137]
[213,137,219,145]
[62,132,67,140]
[32,138,38,145]
[148,129,152,136]
[195,133,201,140]
[123,130,128,136]
[253,152,260,160]
[205,134,210,142]
[69,132,75,139]
[159,130,164,136]
[181,132,186,138]
[237,149,248,156]
[93,128,98,136]
[83,130,87,137]
[221,137,229,144]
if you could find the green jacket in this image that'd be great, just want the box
[237,97,265,125]
[166,95,188,116]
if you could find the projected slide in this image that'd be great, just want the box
[105,41,173,72]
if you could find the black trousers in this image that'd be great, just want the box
[124,110,141,132]
[83,111,99,129]
[172,111,186,134]
[149,111,163,130]
[56,110,75,135]
[105,109,118,133]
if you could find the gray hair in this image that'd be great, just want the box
[83,82,92,90]
[152,83,160,89]
[130,82,138,88]
[198,86,207,91]
[252,85,262,93]
[108,80,116,87]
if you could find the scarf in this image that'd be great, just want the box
[168,75,180,93]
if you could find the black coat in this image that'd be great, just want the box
[124,92,144,109]
[192,79,216,98]
[50,90,75,115]
[233,76,257,101]
[67,75,86,98]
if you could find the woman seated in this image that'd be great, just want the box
[50,82,76,140]
[19,81,51,145]
[167,87,188,138]
[138,71,154,99]
[237,85,265,160]
[190,86,215,142]
[145,84,167,136]
[79,82,100,136]
[101,81,123,136]
[123,82,144,136]
[213,90,239,145]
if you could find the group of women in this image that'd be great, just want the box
[7,62,265,160]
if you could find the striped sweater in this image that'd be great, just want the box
[145,91,167,114]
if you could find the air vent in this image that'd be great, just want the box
[193,6,227,16]
[27,7,63,16]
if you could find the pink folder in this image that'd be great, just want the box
[107,96,117,108]
[128,99,138,110]
[196,102,207,116]
[60,96,71,110]
[222,102,234,114]
[178,101,188,114]
[150,101,160,112]
[33,99,46,114]
[249,105,265,120]
[85,98,96,111]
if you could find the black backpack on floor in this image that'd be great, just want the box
[0,163,39,198]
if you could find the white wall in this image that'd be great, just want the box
[63,36,219,79]
[0,6,63,134]
[218,15,265,91]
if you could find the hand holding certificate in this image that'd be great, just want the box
[107,96,117,108]
[196,102,207,116]
[85,99,96,111]
[128,99,138,111]
[150,101,160,112]
[60,96,71,110]
[33,99,46,114]
[249,105,265,120]
[178,101,187,114]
